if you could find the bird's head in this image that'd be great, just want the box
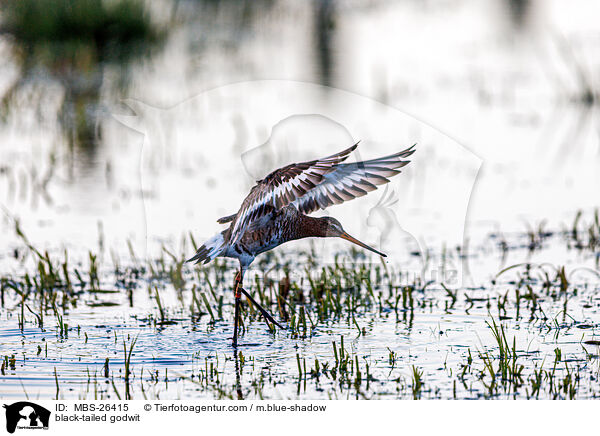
[318,216,387,257]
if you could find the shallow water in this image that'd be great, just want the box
[1,223,599,399]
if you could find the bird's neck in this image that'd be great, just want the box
[296,216,329,239]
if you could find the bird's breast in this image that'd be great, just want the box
[237,210,301,255]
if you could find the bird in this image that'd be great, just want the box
[187,141,416,346]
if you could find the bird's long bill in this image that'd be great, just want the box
[339,232,387,257]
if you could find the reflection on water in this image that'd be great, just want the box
[1,0,163,180]
[0,0,596,266]
[505,0,532,30]
[314,0,336,86]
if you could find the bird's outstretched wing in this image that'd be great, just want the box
[291,144,415,214]
[228,142,359,243]
[228,142,415,244]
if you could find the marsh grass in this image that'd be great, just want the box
[123,335,138,400]
[0,209,599,399]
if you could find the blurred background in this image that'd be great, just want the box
[0,0,598,265]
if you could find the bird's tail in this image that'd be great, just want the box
[186,232,226,264]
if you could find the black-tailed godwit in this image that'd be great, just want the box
[188,142,415,346]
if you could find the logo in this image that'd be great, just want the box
[3,402,50,434]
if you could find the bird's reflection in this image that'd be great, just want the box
[234,349,244,400]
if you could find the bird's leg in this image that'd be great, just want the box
[232,270,243,347]
[240,287,284,330]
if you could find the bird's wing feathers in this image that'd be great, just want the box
[291,144,416,215]
[228,142,415,243]
[228,142,358,242]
